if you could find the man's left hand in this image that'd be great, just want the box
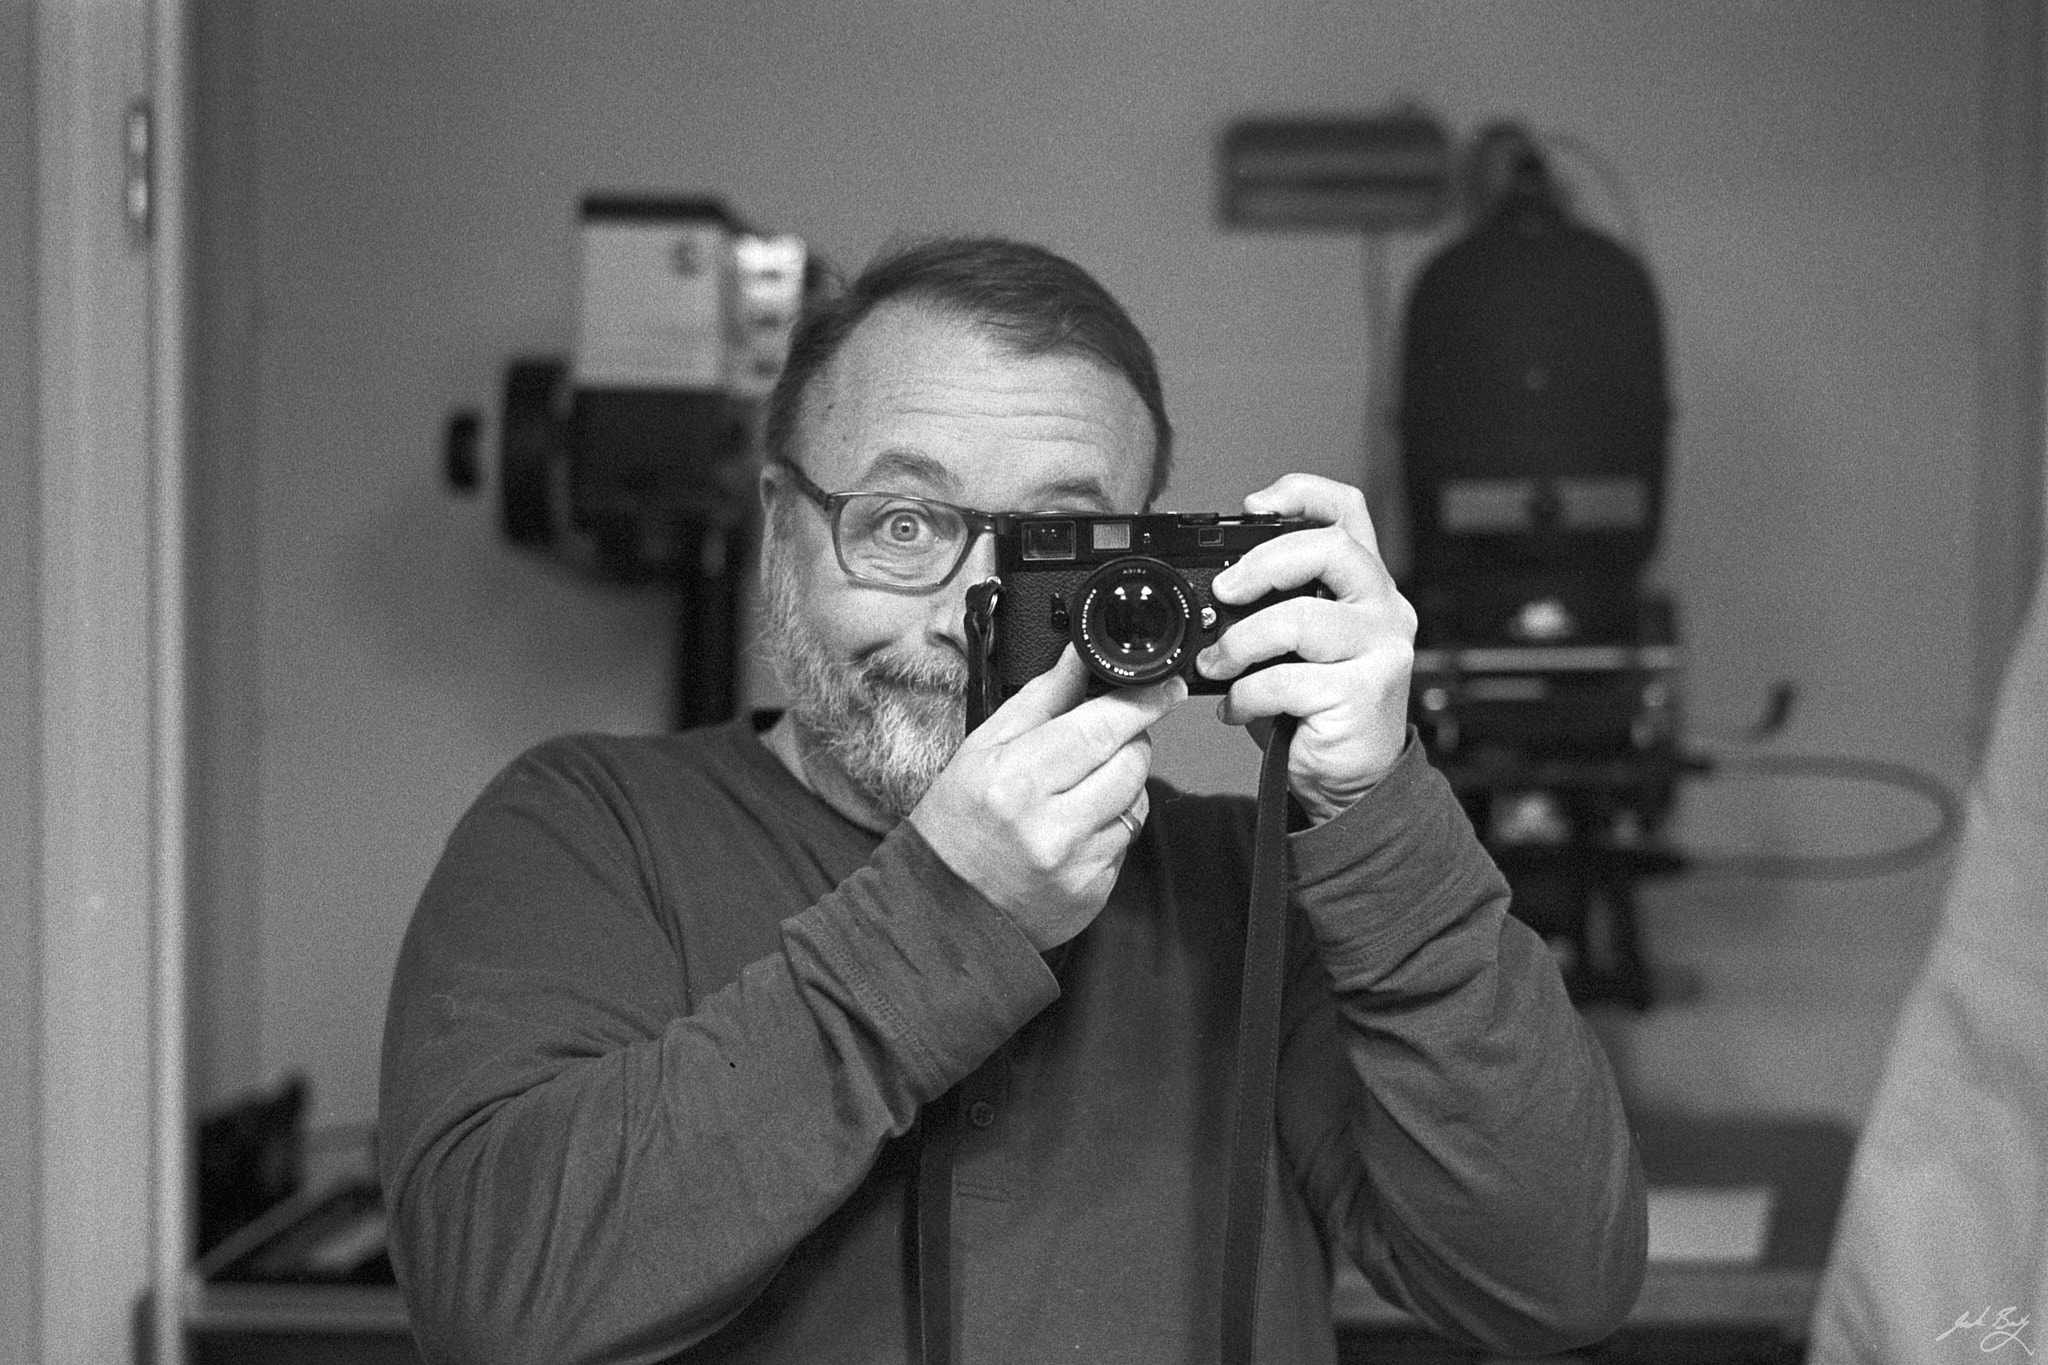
[1196,473,1418,824]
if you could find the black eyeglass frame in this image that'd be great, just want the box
[772,458,1011,592]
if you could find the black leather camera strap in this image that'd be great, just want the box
[910,701,1298,1365]
[1219,710,1297,1365]
[913,576,990,1365]
[963,579,1002,734]
[913,1091,957,1365]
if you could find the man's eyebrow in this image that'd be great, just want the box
[849,452,1116,511]
[852,449,958,494]
[1026,475,1115,511]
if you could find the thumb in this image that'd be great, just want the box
[973,646,1089,745]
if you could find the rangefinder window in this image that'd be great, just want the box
[1022,520,1078,561]
[1091,521,1132,552]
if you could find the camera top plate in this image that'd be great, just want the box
[989,511,1307,573]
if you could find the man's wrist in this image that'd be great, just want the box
[783,818,1061,1096]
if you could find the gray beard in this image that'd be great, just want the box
[760,532,967,821]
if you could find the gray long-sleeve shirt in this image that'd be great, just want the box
[378,716,1644,1363]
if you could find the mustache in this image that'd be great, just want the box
[857,650,968,695]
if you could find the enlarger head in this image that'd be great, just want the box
[1398,147,1671,646]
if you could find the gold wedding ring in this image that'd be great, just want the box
[1116,807,1143,839]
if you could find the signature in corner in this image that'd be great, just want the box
[1938,1307,2035,1355]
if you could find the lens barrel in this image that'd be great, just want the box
[1073,558,1200,686]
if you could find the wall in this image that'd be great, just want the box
[1977,0,2046,734]
[192,0,2010,1139]
[190,0,265,1133]
[2,0,42,1354]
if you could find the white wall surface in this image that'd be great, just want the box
[192,0,2009,1140]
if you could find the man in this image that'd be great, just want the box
[379,237,1645,1364]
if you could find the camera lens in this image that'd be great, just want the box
[1073,558,1196,686]
[1099,581,1176,657]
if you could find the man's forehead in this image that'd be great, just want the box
[796,301,1154,506]
[851,446,1118,511]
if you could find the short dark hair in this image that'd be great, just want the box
[763,236,1174,505]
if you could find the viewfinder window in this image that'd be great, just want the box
[1022,520,1078,561]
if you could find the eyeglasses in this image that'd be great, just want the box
[774,459,1006,591]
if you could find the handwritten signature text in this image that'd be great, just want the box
[1938,1307,2034,1355]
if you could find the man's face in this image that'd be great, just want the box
[761,300,1156,818]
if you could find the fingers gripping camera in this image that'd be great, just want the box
[964,512,1323,730]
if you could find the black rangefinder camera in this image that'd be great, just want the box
[964,511,1319,727]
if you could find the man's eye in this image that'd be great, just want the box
[875,506,936,544]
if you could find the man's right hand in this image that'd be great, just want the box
[911,647,1185,951]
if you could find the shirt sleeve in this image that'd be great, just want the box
[1273,733,1648,1354]
[377,739,1060,1365]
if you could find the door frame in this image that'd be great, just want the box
[8,0,191,1361]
